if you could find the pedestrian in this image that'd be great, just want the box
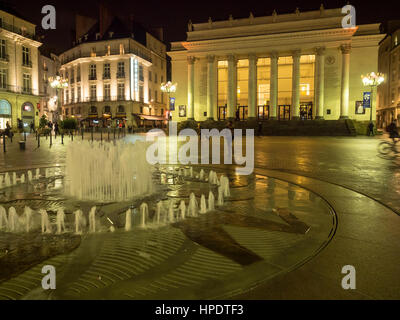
[257,121,263,137]
[54,122,59,136]
[367,121,374,136]
[235,109,240,121]
[30,121,34,133]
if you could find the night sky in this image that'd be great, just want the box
[3,0,400,54]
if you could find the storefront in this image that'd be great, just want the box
[21,102,35,128]
[0,99,12,129]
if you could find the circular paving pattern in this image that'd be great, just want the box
[0,166,336,300]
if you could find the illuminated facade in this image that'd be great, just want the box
[377,22,400,128]
[59,13,167,127]
[168,8,384,122]
[0,8,41,129]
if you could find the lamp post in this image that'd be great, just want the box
[49,75,69,123]
[161,81,177,121]
[361,72,384,122]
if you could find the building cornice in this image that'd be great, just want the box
[60,53,152,69]
[0,29,42,47]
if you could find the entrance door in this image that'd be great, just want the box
[300,103,313,120]
[218,106,227,121]
[279,105,290,120]
[237,106,248,121]
[258,105,269,120]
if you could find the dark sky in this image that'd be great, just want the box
[3,0,400,54]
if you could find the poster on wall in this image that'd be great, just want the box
[169,97,175,111]
[355,101,365,114]
[179,105,186,117]
[363,92,371,108]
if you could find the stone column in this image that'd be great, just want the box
[206,55,215,120]
[227,54,237,120]
[315,47,325,119]
[291,50,301,120]
[187,56,195,120]
[340,44,351,119]
[269,51,278,119]
[248,53,257,120]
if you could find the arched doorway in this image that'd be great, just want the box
[21,102,34,128]
[0,99,12,129]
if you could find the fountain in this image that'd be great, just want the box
[56,209,66,234]
[199,169,205,181]
[23,206,33,232]
[168,200,175,222]
[89,206,97,233]
[40,209,52,234]
[65,141,153,202]
[125,208,132,231]
[0,206,7,230]
[209,171,219,185]
[20,174,25,184]
[200,194,207,214]
[190,167,193,178]
[5,173,10,187]
[12,172,17,185]
[35,168,40,180]
[179,200,186,220]
[74,209,84,234]
[8,207,18,232]
[208,191,215,211]
[220,176,230,197]
[27,170,33,182]
[139,203,148,228]
[188,193,198,217]
[217,186,224,206]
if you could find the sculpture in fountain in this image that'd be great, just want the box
[188,193,198,217]
[40,209,52,234]
[200,195,207,214]
[56,209,66,234]
[140,203,148,228]
[125,208,132,231]
[208,191,215,211]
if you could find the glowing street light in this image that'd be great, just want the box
[361,72,384,123]
[49,75,68,121]
[161,81,177,120]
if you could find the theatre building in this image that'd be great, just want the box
[168,7,384,123]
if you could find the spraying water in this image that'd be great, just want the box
[208,191,215,211]
[40,209,52,234]
[0,206,8,230]
[155,202,163,224]
[217,186,224,206]
[179,200,186,220]
[74,209,83,234]
[188,193,198,217]
[20,174,25,184]
[23,206,33,232]
[139,203,148,228]
[199,169,205,181]
[220,176,230,197]
[125,208,132,231]
[27,170,33,182]
[56,209,66,234]
[65,141,153,201]
[200,194,207,214]
[5,173,10,187]
[8,207,18,232]
[89,206,97,233]
[12,172,17,185]
[35,168,40,180]
[168,200,175,222]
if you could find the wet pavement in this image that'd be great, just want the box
[0,133,399,299]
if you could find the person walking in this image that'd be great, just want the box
[54,122,59,137]
[387,120,399,142]
[367,121,375,136]
[30,121,34,133]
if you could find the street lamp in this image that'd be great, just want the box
[49,75,68,122]
[361,72,384,122]
[161,81,177,120]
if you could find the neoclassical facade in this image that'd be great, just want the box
[168,8,384,122]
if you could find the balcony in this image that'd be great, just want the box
[70,78,75,84]
[89,75,97,81]
[117,72,125,79]
[77,96,130,103]
[0,54,9,62]
[76,76,81,82]
[0,22,36,40]
[103,73,111,80]
[0,84,37,95]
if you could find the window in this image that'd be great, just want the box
[71,87,75,103]
[118,83,125,99]
[155,90,158,102]
[77,65,81,82]
[65,108,69,116]
[104,106,111,113]
[22,47,30,66]
[140,106,143,113]
[65,89,69,103]
[23,73,31,93]
[70,68,75,84]
[90,106,97,114]
[148,88,152,101]
[77,85,81,102]
[90,85,96,101]
[117,62,125,78]
[89,64,96,80]
[139,84,144,101]
[139,64,144,81]
[0,40,6,60]
[0,69,6,89]
[104,84,110,100]
[149,71,152,81]
[154,73,158,84]
[161,92,164,103]
[71,107,74,114]
[103,63,110,79]
[161,75,164,83]
[118,105,125,113]
[161,108,164,116]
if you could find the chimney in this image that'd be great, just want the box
[99,2,114,37]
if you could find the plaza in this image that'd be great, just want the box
[0,132,399,300]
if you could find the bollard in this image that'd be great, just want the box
[113,128,116,140]
[100,129,103,142]
[50,131,52,147]
[61,133,64,145]
[118,128,120,139]
[108,129,110,141]
[71,131,74,141]
[24,131,26,141]
[91,128,94,142]
[3,134,5,153]
[38,134,40,148]
[82,128,84,140]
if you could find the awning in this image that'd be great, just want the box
[139,115,167,121]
